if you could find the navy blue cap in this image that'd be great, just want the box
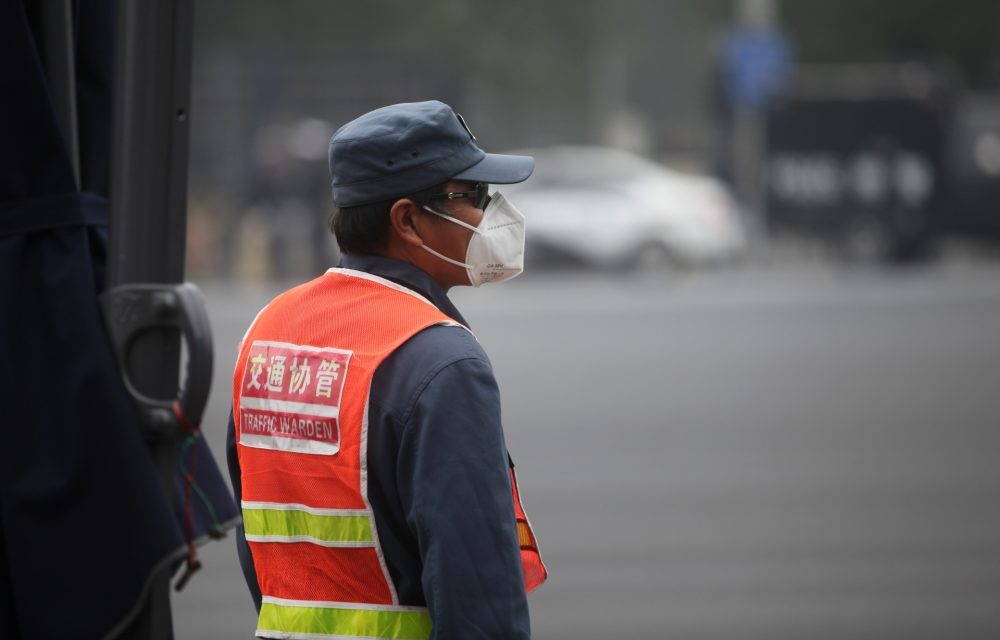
[329,101,534,207]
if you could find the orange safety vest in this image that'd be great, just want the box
[232,268,546,639]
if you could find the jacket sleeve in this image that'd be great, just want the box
[396,355,531,639]
[226,409,263,612]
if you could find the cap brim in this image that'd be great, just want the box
[452,152,535,185]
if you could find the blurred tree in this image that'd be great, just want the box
[193,0,731,150]
[782,0,1000,88]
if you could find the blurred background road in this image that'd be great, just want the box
[175,259,1000,639]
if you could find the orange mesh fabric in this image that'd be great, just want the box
[233,268,547,605]
[233,271,452,604]
[510,468,548,592]
[234,271,452,508]
[250,541,394,604]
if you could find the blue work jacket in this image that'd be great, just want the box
[227,253,531,639]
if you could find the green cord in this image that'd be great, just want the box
[178,435,225,534]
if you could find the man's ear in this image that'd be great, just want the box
[388,198,426,248]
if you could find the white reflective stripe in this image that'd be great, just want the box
[359,388,400,606]
[325,267,471,335]
[240,433,339,456]
[244,534,375,548]
[240,501,370,517]
[261,596,428,614]
[326,268,438,308]
[239,396,340,419]
[248,340,353,356]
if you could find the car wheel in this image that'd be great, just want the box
[630,241,674,271]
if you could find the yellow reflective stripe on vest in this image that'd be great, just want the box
[258,598,432,640]
[516,521,535,549]
[243,506,372,545]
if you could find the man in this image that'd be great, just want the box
[227,100,547,640]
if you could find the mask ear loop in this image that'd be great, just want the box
[422,205,483,234]
[416,204,480,269]
[420,243,473,269]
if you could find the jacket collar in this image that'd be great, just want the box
[337,253,470,328]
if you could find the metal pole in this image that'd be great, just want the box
[109,0,192,287]
[107,1,195,637]
[732,0,777,249]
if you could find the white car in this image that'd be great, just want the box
[501,146,747,269]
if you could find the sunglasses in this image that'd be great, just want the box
[425,182,491,210]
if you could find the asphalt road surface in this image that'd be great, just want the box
[174,260,1000,639]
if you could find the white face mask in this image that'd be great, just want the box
[420,192,526,286]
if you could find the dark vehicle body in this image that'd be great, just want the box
[765,65,1000,261]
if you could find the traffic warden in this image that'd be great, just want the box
[227,100,547,640]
